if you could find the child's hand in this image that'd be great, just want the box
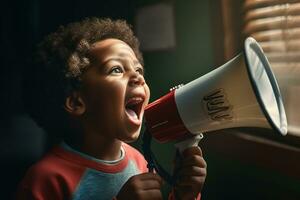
[173,146,207,200]
[116,173,163,200]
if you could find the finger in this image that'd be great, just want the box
[177,175,206,187]
[180,155,207,168]
[138,172,163,182]
[138,179,163,190]
[133,173,163,188]
[176,166,206,186]
[140,189,163,200]
[177,166,207,177]
[182,146,202,157]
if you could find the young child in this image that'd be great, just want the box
[17,17,207,200]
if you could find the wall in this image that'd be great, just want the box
[1,0,135,198]
[134,1,300,199]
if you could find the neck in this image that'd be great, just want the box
[83,138,122,161]
[65,130,122,161]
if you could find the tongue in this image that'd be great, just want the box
[126,108,138,120]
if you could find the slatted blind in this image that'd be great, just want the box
[243,0,300,135]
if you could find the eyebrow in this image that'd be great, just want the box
[101,57,143,68]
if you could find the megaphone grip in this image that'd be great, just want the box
[174,134,203,153]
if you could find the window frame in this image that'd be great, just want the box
[208,0,300,178]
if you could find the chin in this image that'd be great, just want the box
[122,131,140,143]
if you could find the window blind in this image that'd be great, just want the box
[243,0,300,136]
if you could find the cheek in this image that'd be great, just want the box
[144,84,151,104]
[85,82,126,115]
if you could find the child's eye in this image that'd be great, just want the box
[110,66,124,74]
[136,67,144,76]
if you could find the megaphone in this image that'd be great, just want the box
[142,37,288,185]
[144,37,287,145]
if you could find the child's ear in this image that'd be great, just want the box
[64,92,86,116]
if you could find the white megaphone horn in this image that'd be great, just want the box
[143,37,287,152]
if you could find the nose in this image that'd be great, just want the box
[129,71,145,87]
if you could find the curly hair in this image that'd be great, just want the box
[23,17,143,137]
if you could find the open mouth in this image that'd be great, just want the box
[125,97,145,123]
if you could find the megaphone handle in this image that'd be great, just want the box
[174,134,203,153]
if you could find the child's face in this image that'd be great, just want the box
[80,38,150,143]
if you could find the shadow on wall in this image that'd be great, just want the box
[1,0,135,199]
[0,115,46,199]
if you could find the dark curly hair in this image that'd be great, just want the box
[23,17,143,137]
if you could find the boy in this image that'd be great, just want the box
[17,18,207,200]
